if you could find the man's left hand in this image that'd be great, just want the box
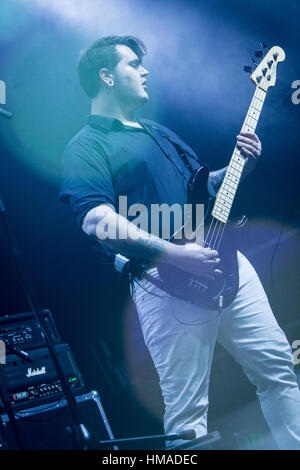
[236,131,262,177]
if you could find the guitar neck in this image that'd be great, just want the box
[211,86,267,224]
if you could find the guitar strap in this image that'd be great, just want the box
[139,121,201,181]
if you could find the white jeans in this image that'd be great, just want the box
[131,251,300,449]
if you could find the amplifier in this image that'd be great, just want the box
[0,343,86,411]
[0,390,118,450]
[0,310,60,351]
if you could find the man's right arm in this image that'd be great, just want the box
[82,204,221,279]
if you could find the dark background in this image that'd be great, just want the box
[0,0,299,448]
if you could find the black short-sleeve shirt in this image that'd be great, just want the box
[59,114,204,232]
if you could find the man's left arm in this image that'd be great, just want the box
[209,131,262,192]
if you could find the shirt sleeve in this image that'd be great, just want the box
[59,138,116,228]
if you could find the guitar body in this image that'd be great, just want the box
[157,165,240,310]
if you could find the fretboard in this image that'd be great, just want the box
[211,86,266,224]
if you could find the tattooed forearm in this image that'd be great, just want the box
[209,166,228,192]
[83,204,170,264]
[116,231,168,262]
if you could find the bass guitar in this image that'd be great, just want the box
[157,45,285,311]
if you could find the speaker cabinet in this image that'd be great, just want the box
[0,390,117,449]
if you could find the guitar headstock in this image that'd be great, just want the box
[244,44,285,92]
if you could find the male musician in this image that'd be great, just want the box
[60,36,300,449]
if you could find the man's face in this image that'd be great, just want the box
[112,45,149,110]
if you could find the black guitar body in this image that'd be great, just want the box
[157,165,242,311]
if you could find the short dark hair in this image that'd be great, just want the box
[77,35,147,99]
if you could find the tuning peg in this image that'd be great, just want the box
[244,65,252,73]
[260,42,268,50]
[255,50,264,58]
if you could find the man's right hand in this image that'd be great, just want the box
[167,243,222,280]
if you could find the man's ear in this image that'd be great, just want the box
[99,68,114,87]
